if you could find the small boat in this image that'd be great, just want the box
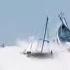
[23,17,53,58]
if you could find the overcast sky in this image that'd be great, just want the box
[0,0,70,45]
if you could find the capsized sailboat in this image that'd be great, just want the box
[23,17,53,57]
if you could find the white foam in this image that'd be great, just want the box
[0,38,70,70]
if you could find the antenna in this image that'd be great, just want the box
[41,17,48,53]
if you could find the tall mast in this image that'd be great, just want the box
[41,17,48,53]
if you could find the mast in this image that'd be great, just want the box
[63,16,69,28]
[58,13,63,36]
[58,12,69,28]
[41,17,48,53]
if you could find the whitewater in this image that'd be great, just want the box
[0,39,70,70]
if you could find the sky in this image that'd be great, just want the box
[0,0,70,45]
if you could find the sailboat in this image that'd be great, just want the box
[23,17,53,57]
[58,12,70,43]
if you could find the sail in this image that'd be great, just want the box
[58,22,70,42]
[58,12,70,42]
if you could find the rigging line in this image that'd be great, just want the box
[58,14,64,24]
[58,14,64,36]
[63,17,69,28]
